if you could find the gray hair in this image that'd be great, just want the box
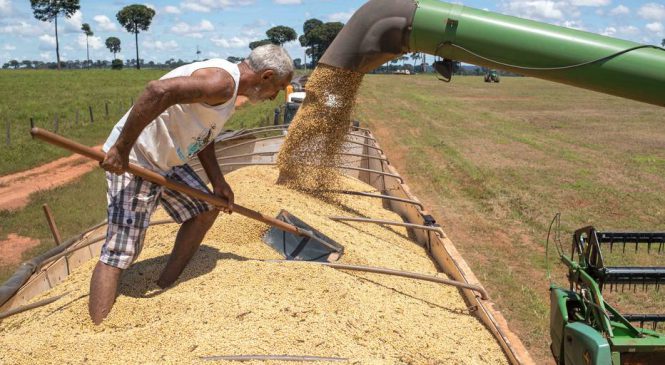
[246,44,294,81]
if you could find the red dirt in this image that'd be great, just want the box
[0,148,100,211]
[0,234,40,266]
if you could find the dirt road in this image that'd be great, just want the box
[0,149,99,211]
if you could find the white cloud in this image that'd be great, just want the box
[559,19,586,30]
[39,52,51,60]
[3,44,15,51]
[64,10,83,33]
[327,10,354,23]
[274,0,302,4]
[180,0,254,13]
[569,0,610,6]
[210,36,254,48]
[79,34,103,50]
[601,26,616,36]
[0,0,11,15]
[610,4,630,15]
[164,5,181,14]
[500,1,567,20]
[646,22,664,35]
[94,15,117,31]
[39,34,56,46]
[208,51,221,58]
[181,2,210,12]
[618,25,640,36]
[170,20,214,38]
[142,39,179,51]
[638,3,665,21]
[1,21,45,36]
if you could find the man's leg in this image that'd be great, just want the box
[89,261,123,325]
[157,165,220,288]
[90,171,158,324]
[157,209,218,288]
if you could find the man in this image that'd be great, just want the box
[91,45,294,324]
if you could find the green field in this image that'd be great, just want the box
[356,74,665,363]
[2,70,665,363]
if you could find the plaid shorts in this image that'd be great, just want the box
[101,164,214,269]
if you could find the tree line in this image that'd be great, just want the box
[14,2,345,71]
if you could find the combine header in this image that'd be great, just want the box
[550,226,665,365]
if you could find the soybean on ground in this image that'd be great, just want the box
[0,166,508,365]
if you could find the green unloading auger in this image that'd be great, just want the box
[320,0,665,107]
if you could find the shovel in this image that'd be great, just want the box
[30,128,340,254]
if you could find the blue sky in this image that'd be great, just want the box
[1,0,664,64]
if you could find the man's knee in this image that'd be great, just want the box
[192,209,218,227]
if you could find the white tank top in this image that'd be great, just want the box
[103,59,240,172]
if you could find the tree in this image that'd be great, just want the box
[9,60,19,69]
[293,58,302,69]
[266,25,297,46]
[22,60,33,69]
[30,0,80,71]
[299,19,343,65]
[662,38,665,47]
[410,53,420,70]
[81,23,93,69]
[249,39,272,50]
[116,4,155,70]
[226,56,244,63]
[105,37,121,60]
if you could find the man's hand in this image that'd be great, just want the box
[101,145,129,175]
[213,179,234,214]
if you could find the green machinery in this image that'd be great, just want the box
[484,70,500,83]
[550,226,665,364]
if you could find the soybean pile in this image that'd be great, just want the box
[0,166,508,365]
[277,64,364,192]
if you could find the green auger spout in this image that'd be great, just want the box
[320,0,665,107]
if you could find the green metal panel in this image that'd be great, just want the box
[564,322,613,365]
[409,0,665,107]
[550,286,569,364]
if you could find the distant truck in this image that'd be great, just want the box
[484,70,500,83]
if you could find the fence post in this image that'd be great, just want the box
[105,101,109,118]
[76,110,79,126]
[30,117,34,129]
[5,120,10,146]
[54,114,58,133]
[130,97,134,107]
[89,106,94,124]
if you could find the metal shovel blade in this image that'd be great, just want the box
[262,210,343,262]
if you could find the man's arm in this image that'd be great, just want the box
[197,142,234,213]
[101,67,236,174]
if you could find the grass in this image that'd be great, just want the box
[355,74,665,363]
[0,69,284,175]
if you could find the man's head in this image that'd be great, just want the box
[242,44,294,103]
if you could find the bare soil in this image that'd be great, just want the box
[0,234,40,266]
[0,148,100,211]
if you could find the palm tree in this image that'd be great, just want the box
[81,23,93,69]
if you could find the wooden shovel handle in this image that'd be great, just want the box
[30,128,303,237]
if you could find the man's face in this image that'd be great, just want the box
[247,70,293,103]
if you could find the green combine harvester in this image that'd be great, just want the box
[550,226,665,364]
